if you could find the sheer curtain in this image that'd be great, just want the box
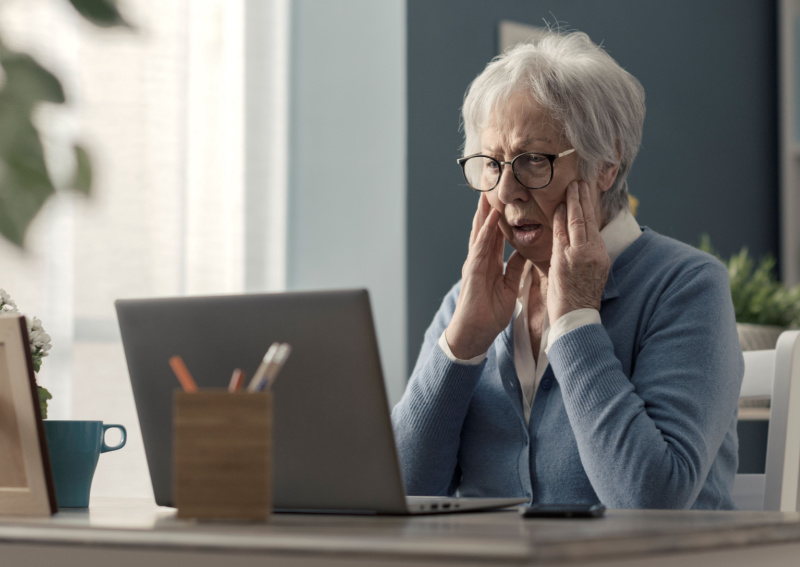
[0,0,288,499]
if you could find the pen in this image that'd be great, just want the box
[169,355,198,393]
[263,343,292,391]
[247,343,280,392]
[228,368,245,392]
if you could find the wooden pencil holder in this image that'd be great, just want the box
[173,390,272,521]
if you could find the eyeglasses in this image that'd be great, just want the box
[456,148,576,192]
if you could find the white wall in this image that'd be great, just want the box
[288,0,407,405]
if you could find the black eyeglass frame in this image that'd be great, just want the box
[456,148,576,192]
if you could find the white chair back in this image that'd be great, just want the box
[732,330,800,511]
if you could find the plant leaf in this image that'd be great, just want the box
[68,0,131,28]
[38,386,52,419]
[0,51,65,108]
[71,144,92,195]
[0,175,55,247]
[0,107,57,247]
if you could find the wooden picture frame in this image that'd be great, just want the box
[0,314,56,516]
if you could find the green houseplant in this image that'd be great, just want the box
[700,235,800,350]
[0,0,130,248]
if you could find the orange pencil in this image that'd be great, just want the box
[228,368,245,392]
[169,355,198,393]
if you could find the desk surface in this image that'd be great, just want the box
[1,499,800,566]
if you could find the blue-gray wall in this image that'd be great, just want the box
[289,0,407,404]
[407,0,779,370]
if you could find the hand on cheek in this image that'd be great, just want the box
[445,194,527,360]
[546,181,610,323]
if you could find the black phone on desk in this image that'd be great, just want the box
[520,503,606,518]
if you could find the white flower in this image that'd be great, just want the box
[29,316,43,333]
[0,290,51,365]
[0,288,18,313]
[27,317,51,358]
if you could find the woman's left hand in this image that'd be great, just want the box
[547,181,610,323]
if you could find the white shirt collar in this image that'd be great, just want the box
[601,208,642,264]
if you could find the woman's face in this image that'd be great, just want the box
[481,91,613,269]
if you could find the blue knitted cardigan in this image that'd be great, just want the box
[392,228,743,509]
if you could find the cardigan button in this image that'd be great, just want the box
[540,378,552,390]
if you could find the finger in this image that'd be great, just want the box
[566,182,587,246]
[470,194,491,248]
[503,250,527,290]
[469,195,482,247]
[579,182,601,236]
[488,207,506,259]
[552,202,569,253]
[473,206,500,257]
[490,209,505,265]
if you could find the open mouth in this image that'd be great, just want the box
[511,222,543,245]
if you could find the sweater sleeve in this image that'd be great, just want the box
[391,282,487,496]
[547,260,743,509]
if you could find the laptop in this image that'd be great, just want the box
[115,289,526,514]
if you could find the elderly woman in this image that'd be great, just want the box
[392,30,743,509]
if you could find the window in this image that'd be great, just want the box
[0,0,288,499]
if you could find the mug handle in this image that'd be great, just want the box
[101,424,127,453]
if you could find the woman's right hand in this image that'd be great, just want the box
[445,194,527,360]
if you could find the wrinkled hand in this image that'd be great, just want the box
[446,194,527,360]
[547,181,610,323]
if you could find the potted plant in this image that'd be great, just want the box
[700,236,800,350]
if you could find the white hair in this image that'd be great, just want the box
[461,30,645,219]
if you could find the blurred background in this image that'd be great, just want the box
[0,0,782,500]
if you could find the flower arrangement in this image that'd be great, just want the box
[0,289,52,417]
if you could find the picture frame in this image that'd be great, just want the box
[498,20,545,53]
[0,314,57,516]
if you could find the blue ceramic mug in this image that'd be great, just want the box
[43,421,127,508]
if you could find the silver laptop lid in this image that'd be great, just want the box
[115,289,408,513]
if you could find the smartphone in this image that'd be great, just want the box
[519,503,606,518]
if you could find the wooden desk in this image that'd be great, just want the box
[1,499,800,567]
